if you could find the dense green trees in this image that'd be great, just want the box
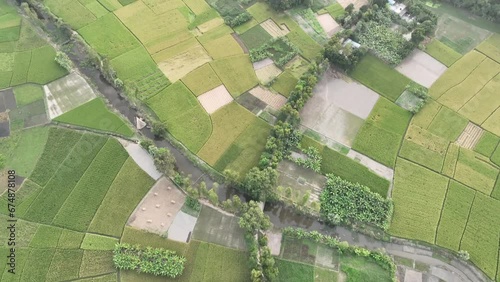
[439,0,500,22]
[243,167,279,201]
[113,243,186,277]
[265,0,310,11]
[323,33,367,72]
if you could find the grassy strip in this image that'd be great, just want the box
[45,249,84,281]
[441,143,459,177]
[81,233,118,250]
[453,148,499,195]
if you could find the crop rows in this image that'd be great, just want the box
[435,181,475,250]
[25,134,108,224]
[52,138,128,231]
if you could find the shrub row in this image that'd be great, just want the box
[113,243,186,278]
[320,175,393,230]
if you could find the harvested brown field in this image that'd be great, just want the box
[249,86,287,110]
[197,85,234,114]
[316,14,341,37]
[260,19,289,38]
[255,63,282,84]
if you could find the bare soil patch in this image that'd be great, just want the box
[316,14,341,37]
[255,63,282,85]
[456,122,483,149]
[253,58,274,70]
[197,85,233,114]
[127,177,185,235]
[396,49,448,88]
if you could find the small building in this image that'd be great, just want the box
[343,39,361,49]
[388,0,407,16]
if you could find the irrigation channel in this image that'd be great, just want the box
[26,8,489,281]
[73,58,488,282]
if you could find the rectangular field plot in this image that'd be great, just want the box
[429,50,486,99]
[442,143,460,177]
[214,118,271,176]
[158,44,212,82]
[474,131,500,157]
[276,258,314,282]
[390,158,449,243]
[52,138,128,231]
[425,39,462,67]
[351,55,410,102]
[20,249,55,281]
[399,125,449,172]
[410,99,442,129]
[197,102,255,165]
[435,181,475,250]
[78,13,141,59]
[475,33,500,63]
[460,193,500,280]
[427,106,468,141]
[89,158,155,237]
[435,14,491,54]
[352,97,411,168]
[483,107,500,137]
[45,0,97,29]
[453,148,499,195]
[210,54,259,97]
[181,63,221,96]
[147,81,212,153]
[458,74,500,125]
[437,58,499,111]
[45,249,84,281]
[201,33,244,60]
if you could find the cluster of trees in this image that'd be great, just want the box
[208,0,252,27]
[439,0,500,22]
[320,175,393,230]
[288,146,322,172]
[405,82,429,113]
[282,227,397,279]
[249,38,299,67]
[239,201,279,282]
[113,243,186,277]
[140,140,176,177]
[265,0,310,11]
[323,32,367,72]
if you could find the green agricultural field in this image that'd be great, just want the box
[475,33,500,62]
[475,131,500,157]
[45,249,84,281]
[183,0,212,15]
[351,55,411,102]
[21,249,55,281]
[29,225,62,248]
[79,250,115,277]
[427,106,468,141]
[435,181,475,250]
[459,73,500,125]
[276,259,314,282]
[390,158,449,243]
[78,13,141,59]
[98,0,123,11]
[425,39,462,67]
[52,138,128,231]
[58,229,85,249]
[214,118,272,176]
[272,70,298,97]
[240,25,273,50]
[10,50,30,85]
[201,34,244,59]
[460,193,500,280]
[27,45,67,84]
[210,54,259,97]
[81,234,118,250]
[28,127,84,186]
[181,63,221,96]
[45,0,97,29]
[147,81,212,152]
[453,148,499,195]
[429,50,486,99]
[12,84,44,107]
[122,227,188,254]
[54,98,134,137]
[89,158,155,237]
[198,102,256,165]
[441,143,460,177]
[0,126,49,177]
[323,3,345,18]
[321,147,390,197]
[352,97,411,168]
[437,58,499,111]
[492,144,500,167]
[399,125,449,172]
[25,133,108,223]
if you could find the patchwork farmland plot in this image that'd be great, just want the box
[425,39,462,67]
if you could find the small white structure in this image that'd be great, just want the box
[388,0,407,16]
[343,39,361,49]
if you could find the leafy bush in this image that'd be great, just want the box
[320,175,393,230]
[113,243,186,277]
[289,146,322,172]
[249,37,299,67]
[224,12,252,27]
[323,34,367,72]
[55,51,73,71]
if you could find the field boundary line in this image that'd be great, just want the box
[23,133,86,216]
[434,178,451,245]
[456,71,500,112]
[480,103,500,127]
[86,156,131,236]
[423,99,442,130]
[458,190,476,250]
[49,137,112,228]
[496,235,500,282]
[435,56,486,101]
[452,142,458,178]
[475,48,500,65]
[70,271,117,282]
